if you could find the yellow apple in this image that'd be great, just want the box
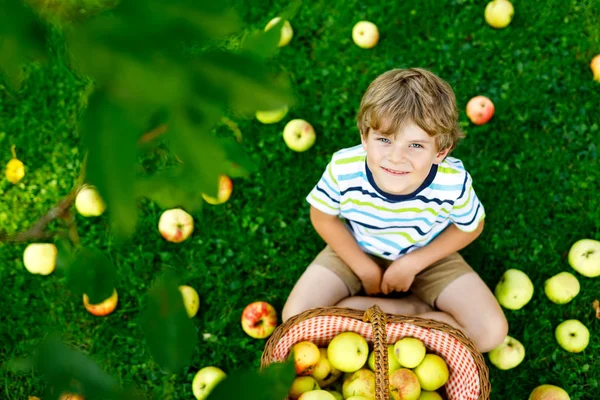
[256,106,289,124]
[327,332,369,373]
[293,341,321,375]
[342,369,375,400]
[488,335,525,370]
[202,175,233,205]
[413,354,448,392]
[494,269,534,310]
[241,301,277,339]
[59,394,84,400]
[75,185,106,217]
[178,285,200,318]
[418,392,443,400]
[158,208,194,243]
[389,368,421,400]
[528,384,570,400]
[314,348,343,387]
[5,155,25,184]
[23,243,57,275]
[368,345,400,373]
[555,320,589,353]
[484,0,514,29]
[345,397,372,400]
[326,391,343,400]
[283,119,316,152]
[192,366,226,400]
[298,391,336,400]
[352,21,379,49]
[544,272,580,304]
[290,376,320,400]
[466,96,495,125]
[568,239,600,278]
[83,289,118,317]
[264,17,293,47]
[394,337,426,368]
[591,55,600,82]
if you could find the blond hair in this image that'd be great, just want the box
[356,68,464,152]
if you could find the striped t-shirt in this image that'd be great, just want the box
[307,145,485,261]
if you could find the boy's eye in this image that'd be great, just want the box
[377,137,391,144]
[410,143,423,149]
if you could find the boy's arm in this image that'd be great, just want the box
[310,206,383,295]
[411,219,485,272]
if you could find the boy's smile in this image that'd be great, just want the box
[361,121,449,196]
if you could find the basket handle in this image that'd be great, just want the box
[362,305,389,400]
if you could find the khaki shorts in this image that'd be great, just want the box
[312,245,474,308]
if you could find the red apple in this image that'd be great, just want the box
[202,175,233,205]
[158,208,194,243]
[59,395,84,400]
[466,96,495,125]
[241,301,278,339]
[83,289,118,316]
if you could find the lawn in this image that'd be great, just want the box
[1,0,599,399]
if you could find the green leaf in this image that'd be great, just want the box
[140,273,196,374]
[220,139,257,178]
[207,360,295,400]
[67,247,117,304]
[135,167,206,212]
[81,91,138,238]
[278,0,303,21]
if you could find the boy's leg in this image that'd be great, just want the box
[411,254,508,353]
[335,294,433,316]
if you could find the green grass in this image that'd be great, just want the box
[1,0,600,398]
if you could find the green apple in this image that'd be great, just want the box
[264,17,293,47]
[413,354,448,392]
[346,397,372,400]
[290,376,320,400]
[528,384,570,400]
[368,345,400,373]
[178,285,200,318]
[326,391,343,400]
[488,335,525,370]
[283,119,316,152]
[75,185,106,217]
[544,272,580,304]
[568,239,600,278]
[342,369,375,399]
[23,243,57,275]
[298,390,336,400]
[327,332,369,373]
[389,368,421,400]
[495,269,534,310]
[352,21,379,49]
[394,337,426,368]
[192,366,226,400]
[555,320,590,353]
[484,0,514,29]
[256,106,289,124]
[313,348,343,387]
[418,392,443,400]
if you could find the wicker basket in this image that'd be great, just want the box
[261,305,490,400]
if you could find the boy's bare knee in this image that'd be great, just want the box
[472,313,509,353]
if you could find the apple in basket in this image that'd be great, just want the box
[313,348,343,387]
[327,332,369,373]
[418,392,443,400]
[394,337,426,368]
[290,376,320,399]
[413,354,449,392]
[298,390,337,400]
[389,368,421,400]
[292,341,321,375]
[368,345,400,373]
[342,369,376,399]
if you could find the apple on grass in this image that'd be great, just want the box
[466,96,495,125]
[256,106,289,124]
[290,376,320,400]
[327,332,369,373]
[555,320,589,353]
[394,337,426,368]
[178,285,200,318]
[298,391,336,400]
[484,0,514,29]
[75,185,106,217]
[413,354,448,392]
[528,384,570,400]
[591,55,600,82]
[488,335,525,370]
[418,392,443,400]
[264,17,293,47]
[83,289,118,316]
[158,208,194,243]
[241,301,277,339]
[59,394,84,400]
[544,272,580,304]
[389,368,421,400]
[283,119,316,152]
[192,366,226,400]
[494,269,534,310]
[342,369,375,400]
[568,238,600,278]
[352,21,379,49]
[292,341,321,375]
[23,243,57,275]
[368,345,400,373]
[202,175,233,205]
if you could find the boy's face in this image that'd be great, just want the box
[361,121,450,195]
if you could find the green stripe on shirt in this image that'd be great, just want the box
[335,155,366,165]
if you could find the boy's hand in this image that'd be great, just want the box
[381,254,426,295]
[356,262,383,295]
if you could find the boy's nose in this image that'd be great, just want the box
[388,145,408,164]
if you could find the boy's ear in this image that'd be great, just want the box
[433,147,451,164]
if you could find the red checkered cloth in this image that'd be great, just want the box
[270,315,480,400]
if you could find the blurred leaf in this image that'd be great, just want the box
[67,247,116,303]
[55,237,76,271]
[278,0,302,21]
[220,139,257,178]
[140,273,196,374]
[241,24,281,60]
[135,167,206,212]
[207,360,295,400]
[81,91,138,238]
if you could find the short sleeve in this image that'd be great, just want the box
[449,171,485,232]
[306,160,341,216]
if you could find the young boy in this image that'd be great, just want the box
[282,68,508,353]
